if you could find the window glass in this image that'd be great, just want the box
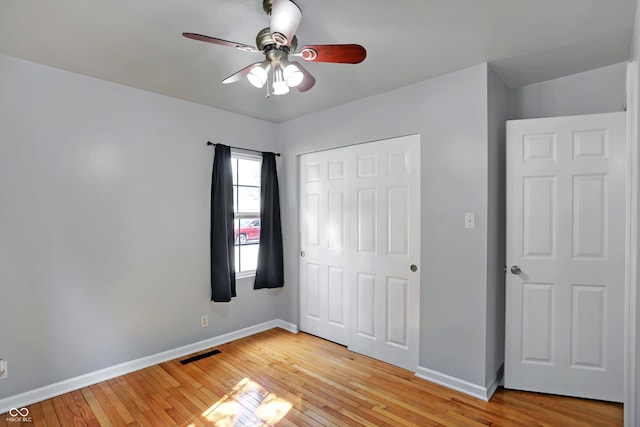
[235,244,259,273]
[237,187,260,213]
[231,157,238,185]
[231,153,261,274]
[237,158,261,186]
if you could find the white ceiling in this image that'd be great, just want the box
[0,0,636,123]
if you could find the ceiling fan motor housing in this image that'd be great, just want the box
[256,27,297,51]
[265,46,289,67]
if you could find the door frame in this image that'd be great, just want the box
[624,61,638,427]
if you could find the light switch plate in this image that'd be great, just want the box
[0,359,7,379]
[465,213,475,229]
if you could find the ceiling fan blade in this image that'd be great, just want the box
[298,44,366,64]
[222,63,262,84]
[270,0,302,46]
[182,33,258,53]
[291,61,316,92]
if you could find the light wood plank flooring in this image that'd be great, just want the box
[1,328,623,426]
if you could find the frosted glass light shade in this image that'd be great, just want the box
[247,65,268,88]
[283,64,303,87]
[272,66,290,95]
[273,80,290,95]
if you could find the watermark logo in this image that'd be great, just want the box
[6,407,32,423]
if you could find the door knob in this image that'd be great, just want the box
[410,264,418,272]
[510,265,521,275]
[300,251,305,257]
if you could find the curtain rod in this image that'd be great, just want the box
[207,141,281,157]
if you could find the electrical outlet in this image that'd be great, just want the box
[0,359,7,379]
[201,315,208,328]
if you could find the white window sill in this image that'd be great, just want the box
[236,271,256,279]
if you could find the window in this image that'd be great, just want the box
[231,153,261,275]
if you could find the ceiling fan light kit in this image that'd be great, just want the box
[284,63,304,87]
[272,67,290,95]
[183,0,366,96]
[247,62,270,88]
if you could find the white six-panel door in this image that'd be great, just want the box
[505,112,626,402]
[346,136,421,370]
[299,135,421,371]
[299,148,349,345]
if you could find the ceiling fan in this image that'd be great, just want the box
[183,0,367,96]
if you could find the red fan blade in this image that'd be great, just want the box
[182,33,258,53]
[270,0,302,46]
[299,44,366,64]
[291,61,316,92]
[222,63,262,84]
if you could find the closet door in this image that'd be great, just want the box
[347,135,421,371]
[299,148,349,345]
[299,134,421,371]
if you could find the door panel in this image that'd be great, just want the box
[505,112,625,402]
[305,263,321,318]
[386,276,408,347]
[357,188,377,253]
[388,187,409,256]
[570,285,605,368]
[305,192,320,246]
[521,282,554,364]
[328,192,345,250]
[347,135,421,371]
[328,267,345,326]
[522,176,556,258]
[299,149,349,345]
[356,273,376,338]
[299,134,420,371]
[572,175,606,258]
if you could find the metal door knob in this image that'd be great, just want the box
[410,264,418,272]
[510,265,521,275]
[300,251,305,257]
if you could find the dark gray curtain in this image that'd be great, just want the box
[210,144,236,302]
[254,152,284,289]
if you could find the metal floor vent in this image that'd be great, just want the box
[180,349,221,365]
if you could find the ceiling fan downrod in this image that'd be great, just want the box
[262,0,275,16]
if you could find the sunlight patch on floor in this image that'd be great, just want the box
[202,377,292,426]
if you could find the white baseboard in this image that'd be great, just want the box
[415,364,503,402]
[0,319,298,414]
[274,319,299,334]
[486,365,503,399]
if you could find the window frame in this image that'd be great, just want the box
[231,151,262,278]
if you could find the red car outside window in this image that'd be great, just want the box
[234,219,261,244]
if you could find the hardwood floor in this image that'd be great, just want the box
[1,328,623,426]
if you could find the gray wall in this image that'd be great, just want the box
[0,54,285,399]
[510,62,627,120]
[279,64,498,387]
[485,66,510,387]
